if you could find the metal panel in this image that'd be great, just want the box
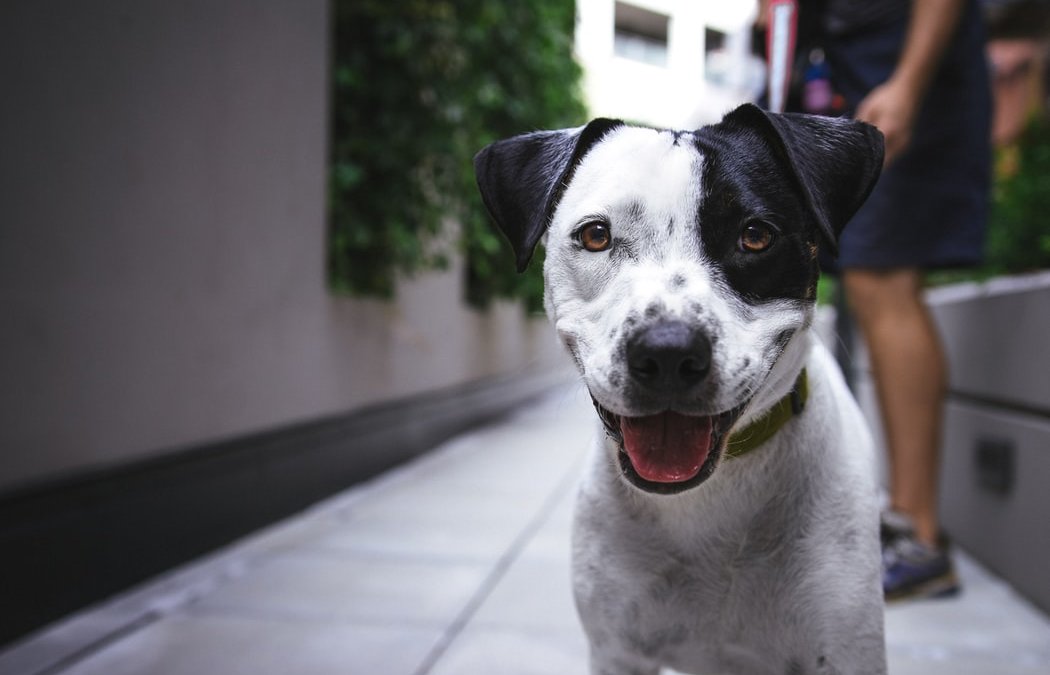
[929,273,1050,414]
[939,399,1050,614]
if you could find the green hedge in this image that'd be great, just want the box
[986,115,1050,274]
[330,0,586,311]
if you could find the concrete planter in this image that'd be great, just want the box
[852,271,1050,614]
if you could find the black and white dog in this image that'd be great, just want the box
[475,103,887,675]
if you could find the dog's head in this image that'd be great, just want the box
[475,104,883,494]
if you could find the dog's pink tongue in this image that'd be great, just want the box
[620,412,713,483]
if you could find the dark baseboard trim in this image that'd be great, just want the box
[0,368,572,647]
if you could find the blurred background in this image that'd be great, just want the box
[1,0,1048,659]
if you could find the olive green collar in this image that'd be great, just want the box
[725,369,808,459]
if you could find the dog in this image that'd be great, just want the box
[475,103,887,675]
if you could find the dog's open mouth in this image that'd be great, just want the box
[592,400,746,495]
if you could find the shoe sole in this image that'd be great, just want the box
[885,571,961,603]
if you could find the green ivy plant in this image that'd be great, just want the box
[987,115,1050,273]
[330,0,586,311]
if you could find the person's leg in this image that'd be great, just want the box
[843,267,944,548]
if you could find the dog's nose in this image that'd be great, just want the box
[626,320,712,391]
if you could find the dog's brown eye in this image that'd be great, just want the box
[578,222,612,252]
[740,222,776,253]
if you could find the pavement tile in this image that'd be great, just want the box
[337,478,542,530]
[887,649,1050,675]
[516,483,578,562]
[58,615,442,675]
[358,428,588,505]
[426,625,589,675]
[469,551,579,634]
[304,507,523,564]
[468,496,580,634]
[189,550,489,626]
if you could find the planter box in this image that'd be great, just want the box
[850,271,1050,614]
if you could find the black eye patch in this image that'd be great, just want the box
[694,135,820,303]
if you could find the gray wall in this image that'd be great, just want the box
[0,0,567,493]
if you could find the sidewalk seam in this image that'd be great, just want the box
[411,456,584,675]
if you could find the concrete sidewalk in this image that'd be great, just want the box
[3,385,1049,675]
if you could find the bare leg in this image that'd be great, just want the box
[843,268,945,548]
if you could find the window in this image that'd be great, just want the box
[704,26,729,83]
[614,2,669,66]
[705,27,726,54]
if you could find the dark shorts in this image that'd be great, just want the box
[823,1,992,271]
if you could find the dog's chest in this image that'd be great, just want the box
[573,474,828,672]
[577,550,806,674]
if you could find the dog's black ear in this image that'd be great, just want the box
[718,103,884,254]
[474,118,624,272]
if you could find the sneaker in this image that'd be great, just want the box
[879,509,914,547]
[881,512,961,602]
